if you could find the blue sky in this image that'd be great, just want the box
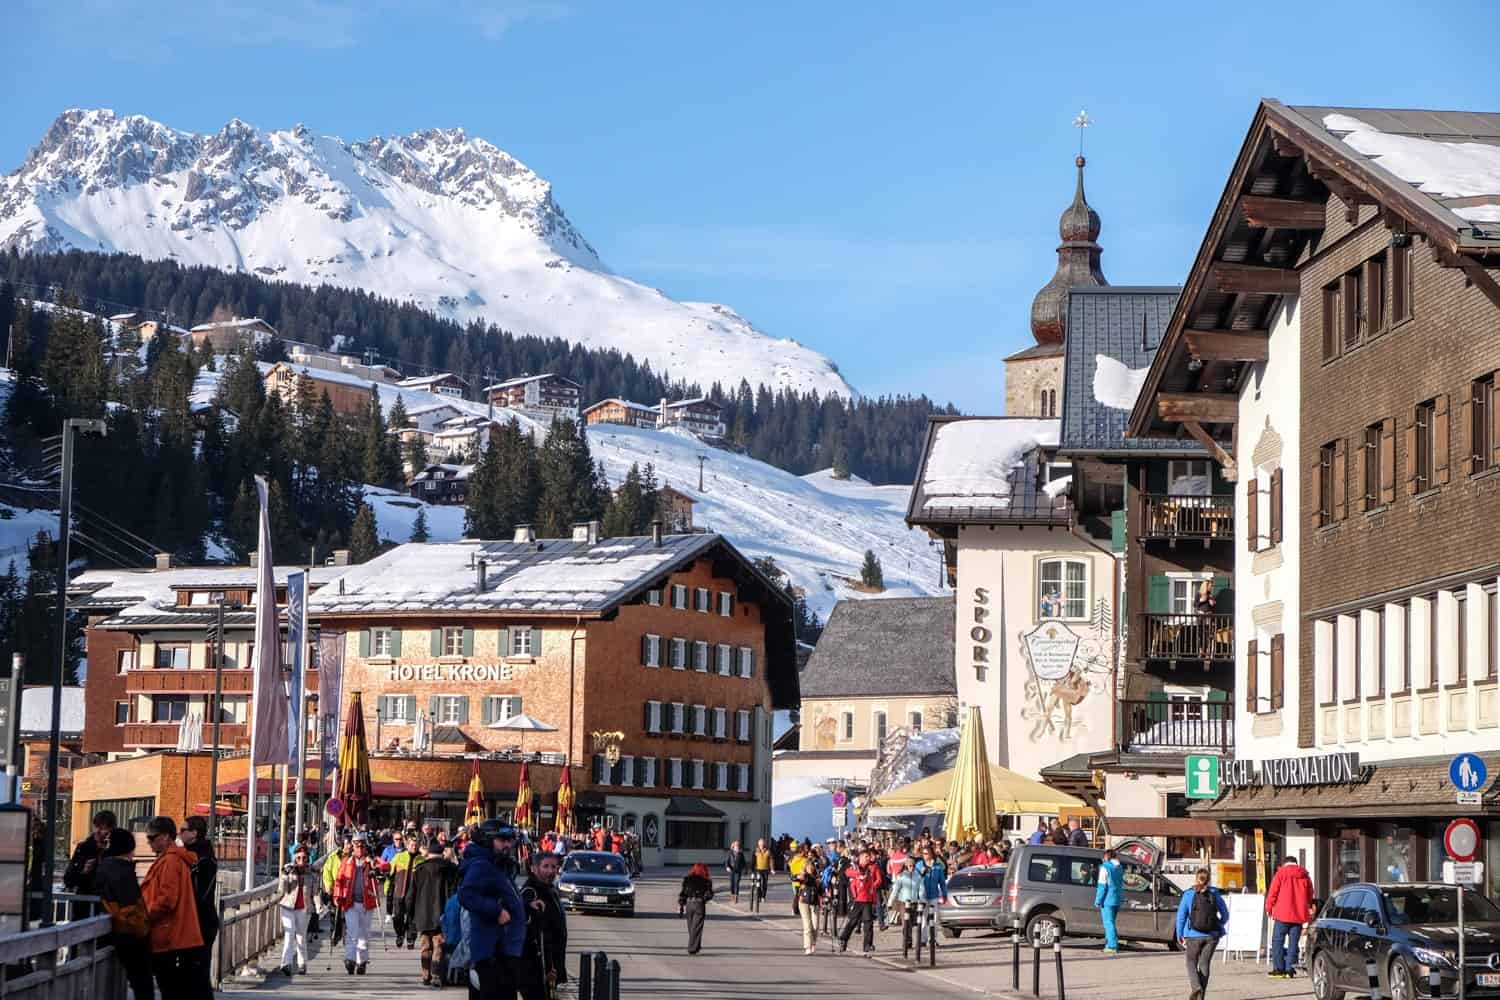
[3,1,1496,412]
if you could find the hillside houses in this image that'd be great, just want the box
[584,397,661,429]
[408,463,473,504]
[189,316,278,351]
[485,373,581,423]
[584,396,726,440]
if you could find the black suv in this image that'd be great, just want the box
[1306,882,1500,1000]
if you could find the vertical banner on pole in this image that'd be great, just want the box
[287,572,308,847]
[1254,828,1267,895]
[318,631,345,769]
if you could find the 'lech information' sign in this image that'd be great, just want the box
[1185,754,1220,800]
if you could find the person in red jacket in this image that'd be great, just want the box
[141,815,204,999]
[333,833,382,975]
[835,850,884,954]
[1265,855,1315,979]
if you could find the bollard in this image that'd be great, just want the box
[1364,957,1382,1000]
[1012,920,1022,990]
[1032,940,1042,997]
[578,952,592,998]
[609,958,621,1000]
[1429,968,1442,998]
[1053,939,1066,1000]
[592,951,609,1000]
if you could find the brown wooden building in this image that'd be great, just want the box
[264,362,377,419]
[484,374,581,423]
[583,398,660,430]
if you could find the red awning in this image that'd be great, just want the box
[216,777,429,799]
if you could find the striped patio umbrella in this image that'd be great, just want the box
[335,691,372,827]
[514,761,534,832]
[464,758,486,826]
[555,764,575,835]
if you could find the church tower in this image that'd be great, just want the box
[1003,155,1108,416]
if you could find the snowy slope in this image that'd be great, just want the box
[0,109,852,397]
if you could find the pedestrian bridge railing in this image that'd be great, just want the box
[214,879,280,986]
[0,914,125,1000]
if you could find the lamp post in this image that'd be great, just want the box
[208,598,244,845]
[41,417,105,921]
[375,706,383,754]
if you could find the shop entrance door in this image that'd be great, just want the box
[1255,830,1284,894]
[1330,829,1364,891]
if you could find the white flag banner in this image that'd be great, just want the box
[249,476,290,765]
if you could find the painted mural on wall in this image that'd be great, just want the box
[1019,598,1112,742]
[809,705,839,750]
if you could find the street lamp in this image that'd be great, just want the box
[207,598,244,844]
[41,417,105,921]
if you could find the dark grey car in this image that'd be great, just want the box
[1000,844,1182,947]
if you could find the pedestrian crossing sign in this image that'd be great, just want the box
[1185,754,1221,799]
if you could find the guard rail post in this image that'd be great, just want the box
[1363,957,1382,1000]
[1428,967,1441,998]
[1053,937,1066,1000]
[577,952,592,998]
[609,957,621,1000]
[591,951,608,1000]
[1031,936,1041,996]
[1012,919,1021,990]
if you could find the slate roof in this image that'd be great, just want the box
[906,417,1071,528]
[1003,342,1065,363]
[1058,287,1203,456]
[798,596,955,699]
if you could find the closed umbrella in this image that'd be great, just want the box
[335,691,373,827]
[514,761,534,833]
[555,765,575,836]
[412,710,430,754]
[176,710,204,752]
[943,706,998,841]
[464,758,485,826]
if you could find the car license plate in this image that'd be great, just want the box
[1478,973,1500,987]
[959,894,986,905]
[584,894,608,903]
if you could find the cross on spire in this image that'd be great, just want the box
[1072,110,1092,156]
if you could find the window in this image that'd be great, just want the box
[1038,558,1089,620]
[1395,601,1412,693]
[1428,594,1441,691]
[1169,575,1214,615]
[642,634,662,668]
[908,709,923,734]
[594,754,610,786]
[433,695,467,724]
[873,710,888,745]
[508,627,534,657]
[442,626,464,657]
[665,820,725,851]
[380,695,414,723]
[670,637,687,670]
[1470,374,1497,476]
[670,702,685,734]
[736,763,751,794]
[692,704,707,737]
[1372,609,1386,699]
[151,698,188,723]
[1457,593,1468,685]
[671,585,688,610]
[153,644,189,670]
[1362,423,1382,510]
[618,755,635,787]
[1366,253,1387,337]
[644,700,662,734]
[695,587,710,613]
[116,650,136,674]
[1391,238,1414,324]
[693,641,709,672]
[647,588,663,607]
[1322,279,1342,361]
[371,627,394,657]
[716,644,732,675]
[691,760,705,790]
[483,695,521,725]
[717,592,734,617]
[713,707,727,740]
[668,758,683,788]
[642,758,658,788]
[1342,268,1364,351]
[1317,442,1336,525]
[738,647,754,678]
[839,711,854,743]
[715,762,729,791]
[736,709,751,742]
[1414,399,1436,493]
[114,701,129,725]
[1167,460,1211,496]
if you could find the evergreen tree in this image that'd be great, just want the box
[410,507,430,543]
[860,549,884,590]
[602,463,642,538]
[535,417,601,537]
[349,504,380,563]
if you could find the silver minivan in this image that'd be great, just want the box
[1000,844,1184,948]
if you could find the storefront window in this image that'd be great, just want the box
[1375,824,1413,883]
[1335,830,1363,888]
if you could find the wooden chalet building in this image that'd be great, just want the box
[264,362,379,419]
[397,372,469,398]
[188,316,277,351]
[583,398,661,430]
[408,463,473,505]
[1129,100,1500,899]
[660,398,725,439]
[485,374,581,424]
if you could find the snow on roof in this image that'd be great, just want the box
[918,418,1059,504]
[1093,354,1151,411]
[584,397,659,414]
[1043,474,1073,499]
[397,372,466,388]
[410,463,473,482]
[408,401,466,416]
[1324,113,1500,223]
[71,564,344,616]
[664,397,715,410]
[483,373,580,392]
[267,360,377,389]
[310,535,726,615]
[191,316,275,332]
[20,686,85,736]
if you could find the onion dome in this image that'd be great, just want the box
[1029,155,1108,344]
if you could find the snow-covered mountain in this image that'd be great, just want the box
[0,109,852,396]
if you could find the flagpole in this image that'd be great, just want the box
[292,561,311,855]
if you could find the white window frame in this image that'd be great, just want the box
[873,709,888,745]
[435,694,464,724]
[738,646,754,678]
[646,700,662,734]
[716,643,732,675]
[509,626,534,657]
[692,704,707,737]
[1167,459,1212,497]
[715,762,729,791]
[381,695,413,723]
[670,702,685,735]
[371,627,394,657]
[647,588,663,607]
[713,707,727,740]
[718,592,733,617]
[1036,556,1092,622]
[596,754,611,787]
[908,709,923,734]
[693,641,709,672]
[619,754,635,787]
[691,760,705,790]
[669,758,683,788]
[736,709,751,742]
[695,587,710,613]
[644,634,662,668]
[839,710,855,743]
[1168,572,1216,616]
[670,638,687,670]
[442,626,464,657]
[643,758,658,788]
[117,650,136,674]
[736,763,750,794]
[671,585,688,609]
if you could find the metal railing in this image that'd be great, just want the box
[1138,494,1234,541]
[0,914,124,1000]
[213,879,281,986]
[1119,698,1234,753]
[1141,613,1234,662]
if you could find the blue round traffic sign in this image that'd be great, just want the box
[1450,753,1488,794]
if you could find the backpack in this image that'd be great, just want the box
[442,893,469,967]
[104,898,149,939]
[1189,888,1220,934]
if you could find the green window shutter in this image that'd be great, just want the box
[377,694,389,717]
[358,630,371,657]
[457,696,469,724]
[390,629,402,656]
[428,696,439,718]
[1146,689,1169,723]
[404,695,417,721]
[1146,575,1172,614]
[509,696,522,717]
[1111,510,1126,553]
[641,635,650,666]
[1211,576,1230,601]
[430,629,442,656]
[643,702,653,731]
[1206,688,1229,703]
[482,696,496,726]
[461,628,474,657]
[502,627,513,657]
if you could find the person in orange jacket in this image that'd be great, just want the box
[333,832,381,974]
[141,815,204,998]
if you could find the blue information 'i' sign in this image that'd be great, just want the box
[1450,753,1488,793]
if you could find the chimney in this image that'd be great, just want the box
[330,549,351,567]
[650,519,663,547]
[513,524,536,544]
[476,559,488,592]
[248,551,259,568]
[154,552,174,571]
[571,521,601,545]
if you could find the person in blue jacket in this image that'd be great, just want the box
[1174,867,1230,1000]
[1093,848,1125,953]
[458,822,527,999]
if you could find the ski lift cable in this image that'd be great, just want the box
[70,530,148,569]
[72,501,166,555]
[71,513,164,563]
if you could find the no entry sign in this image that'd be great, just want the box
[1444,817,1480,862]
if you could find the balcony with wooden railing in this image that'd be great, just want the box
[1141,613,1234,663]
[1118,698,1233,754]
[126,669,253,694]
[123,722,248,748]
[1138,494,1235,542]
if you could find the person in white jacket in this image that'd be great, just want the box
[278,844,320,976]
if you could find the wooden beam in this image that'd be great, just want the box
[1239,195,1326,230]
[1209,261,1300,295]
[1185,330,1270,362]
[1157,392,1238,424]
[1182,421,1238,482]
